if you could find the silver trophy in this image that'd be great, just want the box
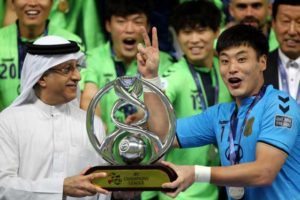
[85,76,177,191]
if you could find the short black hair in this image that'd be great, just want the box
[105,0,152,21]
[272,0,300,20]
[216,24,269,58]
[171,0,221,33]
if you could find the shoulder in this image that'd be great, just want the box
[68,103,88,118]
[48,23,82,44]
[0,104,31,123]
[0,23,16,38]
[159,51,174,62]
[69,104,105,132]
[85,43,113,72]
[161,59,190,89]
[87,42,110,57]
[263,85,300,116]
[208,102,234,117]
[162,58,189,76]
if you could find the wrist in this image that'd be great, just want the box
[194,165,211,183]
[141,76,162,92]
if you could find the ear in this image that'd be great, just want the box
[229,2,234,18]
[9,0,16,11]
[271,17,276,29]
[214,28,221,39]
[37,76,47,88]
[105,20,112,33]
[267,2,272,19]
[259,54,267,72]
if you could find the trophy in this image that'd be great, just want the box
[85,76,177,191]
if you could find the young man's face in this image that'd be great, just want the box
[229,0,270,29]
[38,59,81,105]
[219,45,266,99]
[272,4,300,60]
[106,13,148,63]
[13,0,52,28]
[177,26,219,66]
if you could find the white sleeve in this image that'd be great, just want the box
[0,116,64,200]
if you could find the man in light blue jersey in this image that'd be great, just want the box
[136,24,300,200]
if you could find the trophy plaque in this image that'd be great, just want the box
[85,76,177,191]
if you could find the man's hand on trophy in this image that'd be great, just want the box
[63,166,109,197]
[137,26,159,79]
[125,108,145,125]
[161,161,195,198]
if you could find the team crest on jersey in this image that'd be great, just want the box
[244,117,254,137]
[275,115,292,128]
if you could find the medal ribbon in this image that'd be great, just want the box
[229,85,267,165]
[187,59,219,110]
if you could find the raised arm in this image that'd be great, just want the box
[137,27,175,144]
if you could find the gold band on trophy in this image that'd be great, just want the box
[86,165,177,191]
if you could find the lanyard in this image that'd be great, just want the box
[110,46,127,77]
[278,59,300,104]
[229,85,267,165]
[17,22,49,78]
[110,46,137,117]
[187,59,219,110]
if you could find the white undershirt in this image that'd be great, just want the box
[278,49,300,100]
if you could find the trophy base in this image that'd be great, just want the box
[85,164,177,191]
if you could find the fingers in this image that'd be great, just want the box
[160,160,176,170]
[85,183,109,195]
[137,43,147,56]
[84,172,109,195]
[140,26,158,49]
[137,52,146,66]
[86,172,107,181]
[161,179,180,189]
[80,165,92,175]
[151,27,158,49]
[141,26,151,47]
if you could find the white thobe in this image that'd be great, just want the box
[0,99,110,200]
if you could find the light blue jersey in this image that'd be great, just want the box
[176,85,300,200]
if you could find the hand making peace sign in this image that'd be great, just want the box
[137,27,160,79]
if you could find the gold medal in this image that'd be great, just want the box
[228,187,244,199]
[58,0,69,13]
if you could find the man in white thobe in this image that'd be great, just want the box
[0,36,110,200]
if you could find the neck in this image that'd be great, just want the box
[284,52,299,60]
[122,57,134,67]
[18,22,46,40]
[187,54,214,69]
[235,81,265,108]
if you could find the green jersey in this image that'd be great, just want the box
[0,21,82,111]
[269,28,279,52]
[142,57,232,200]
[82,42,174,133]
[50,0,105,51]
